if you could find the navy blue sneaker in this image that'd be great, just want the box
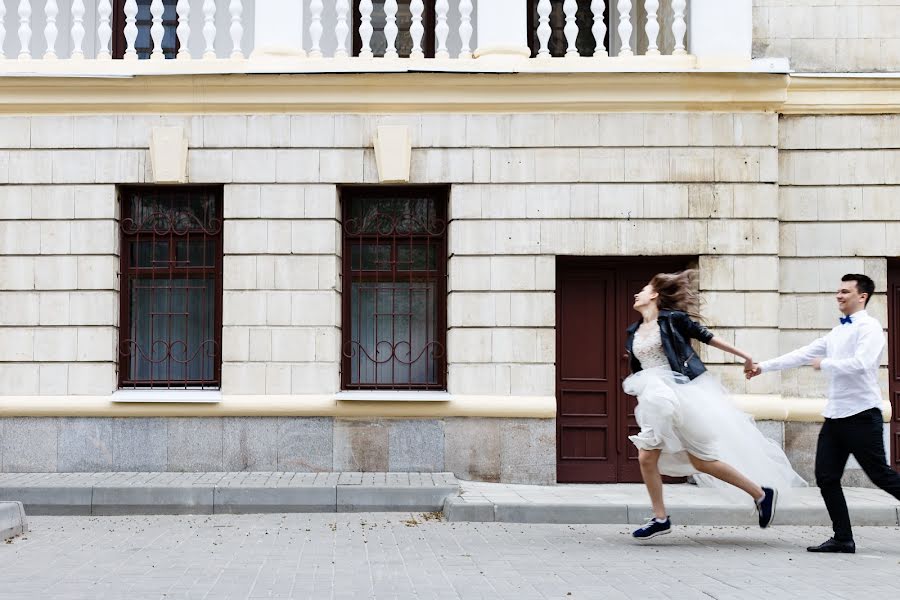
[757,486,778,528]
[632,517,671,540]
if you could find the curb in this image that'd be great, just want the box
[443,497,900,527]
[0,483,459,516]
[0,501,28,540]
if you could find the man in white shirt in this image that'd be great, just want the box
[747,274,900,554]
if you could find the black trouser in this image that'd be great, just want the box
[816,407,900,541]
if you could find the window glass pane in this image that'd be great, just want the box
[397,244,438,271]
[346,196,439,236]
[350,244,392,271]
[175,240,217,267]
[131,241,170,267]
[126,277,216,384]
[349,281,437,386]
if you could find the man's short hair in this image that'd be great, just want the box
[842,273,875,306]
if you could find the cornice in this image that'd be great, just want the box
[784,73,900,114]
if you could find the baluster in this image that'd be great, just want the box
[71,0,86,59]
[124,0,138,60]
[97,0,112,59]
[563,0,578,57]
[458,0,473,59]
[0,3,5,59]
[409,0,424,59]
[359,0,373,58]
[536,0,551,58]
[335,0,350,58]
[309,0,322,58]
[229,0,243,59]
[616,0,632,57]
[672,0,687,55]
[434,0,449,59]
[644,0,659,55]
[17,0,31,59]
[384,0,398,58]
[202,0,216,59]
[150,0,164,59]
[176,0,190,59]
[43,1,58,59]
[591,0,606,56]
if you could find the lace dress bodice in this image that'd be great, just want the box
[633,321,670,369]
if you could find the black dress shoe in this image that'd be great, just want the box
[807,538,855,554]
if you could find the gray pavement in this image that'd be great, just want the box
[0,513,898,599]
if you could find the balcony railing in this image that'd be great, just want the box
[0,1,725,70]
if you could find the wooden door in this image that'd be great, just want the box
[556,257,691,483]
[888,262,900,470]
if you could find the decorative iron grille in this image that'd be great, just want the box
[118,186,223,389]
[341,187,448,390]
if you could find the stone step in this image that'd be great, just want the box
[0,472,459,516]
[0,501,28,540]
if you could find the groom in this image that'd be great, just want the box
[747,274,900,553]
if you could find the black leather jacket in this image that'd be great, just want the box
[625,309,714,381]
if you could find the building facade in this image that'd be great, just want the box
[0,0,897,486]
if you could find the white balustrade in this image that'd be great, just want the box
[458,0,473,59]
[435,0,449,59]
[409,0,424,60]
[359,0,373,58]
[672,0,687,55]
[18,0,32,59]
[591,0,606,57]
[71,0,85,59]
[123,0,137,60]
[97,0,112,59]
[384,0,399,59]
[617,0,633,57]
[150,0,165,59]
[645,0,660,56]
[202,0,216,59]
[43,0,58,59]
[563,0,578,58]
[229,0,243,59]
[176,0,191,59]
[536,0,551,59]
[335,0,350,59]
[309,0,323,58]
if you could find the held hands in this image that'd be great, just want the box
[744,358,762,380]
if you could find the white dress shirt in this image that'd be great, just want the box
[759,309,885,419]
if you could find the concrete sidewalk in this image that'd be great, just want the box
[445,480,900,526]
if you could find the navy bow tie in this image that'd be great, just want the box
[840,315,853,325]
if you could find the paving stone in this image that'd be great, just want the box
[91,485,215,515]
[214,485,336,513]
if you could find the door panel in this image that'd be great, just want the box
[556,257,691,483]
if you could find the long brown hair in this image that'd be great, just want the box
[648,270,703,320]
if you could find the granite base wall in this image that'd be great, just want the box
[0,416,557,485]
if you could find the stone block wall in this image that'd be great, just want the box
[778,114,899,400]
[753,0,900,72]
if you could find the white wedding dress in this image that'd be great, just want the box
[625,321,807,500]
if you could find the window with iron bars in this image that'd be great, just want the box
[341,187,448,390]
[118,186,223,389]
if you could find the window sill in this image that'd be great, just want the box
[334,391,451,402]
[111,390,222,403]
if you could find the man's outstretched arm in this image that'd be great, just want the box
[747,336,828,378]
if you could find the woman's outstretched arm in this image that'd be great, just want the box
[708,337,754,370]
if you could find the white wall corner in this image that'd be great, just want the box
[150,126,188,184]
[689,0,753,60]
[373,125,412,183]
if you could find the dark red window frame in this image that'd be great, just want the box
[341,186,448,390]
[118,186,224,389]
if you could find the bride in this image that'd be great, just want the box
[625,270,806,540]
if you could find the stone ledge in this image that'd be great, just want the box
[0,501,28,540]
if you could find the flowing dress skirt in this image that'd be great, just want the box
[624,367,807,500]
